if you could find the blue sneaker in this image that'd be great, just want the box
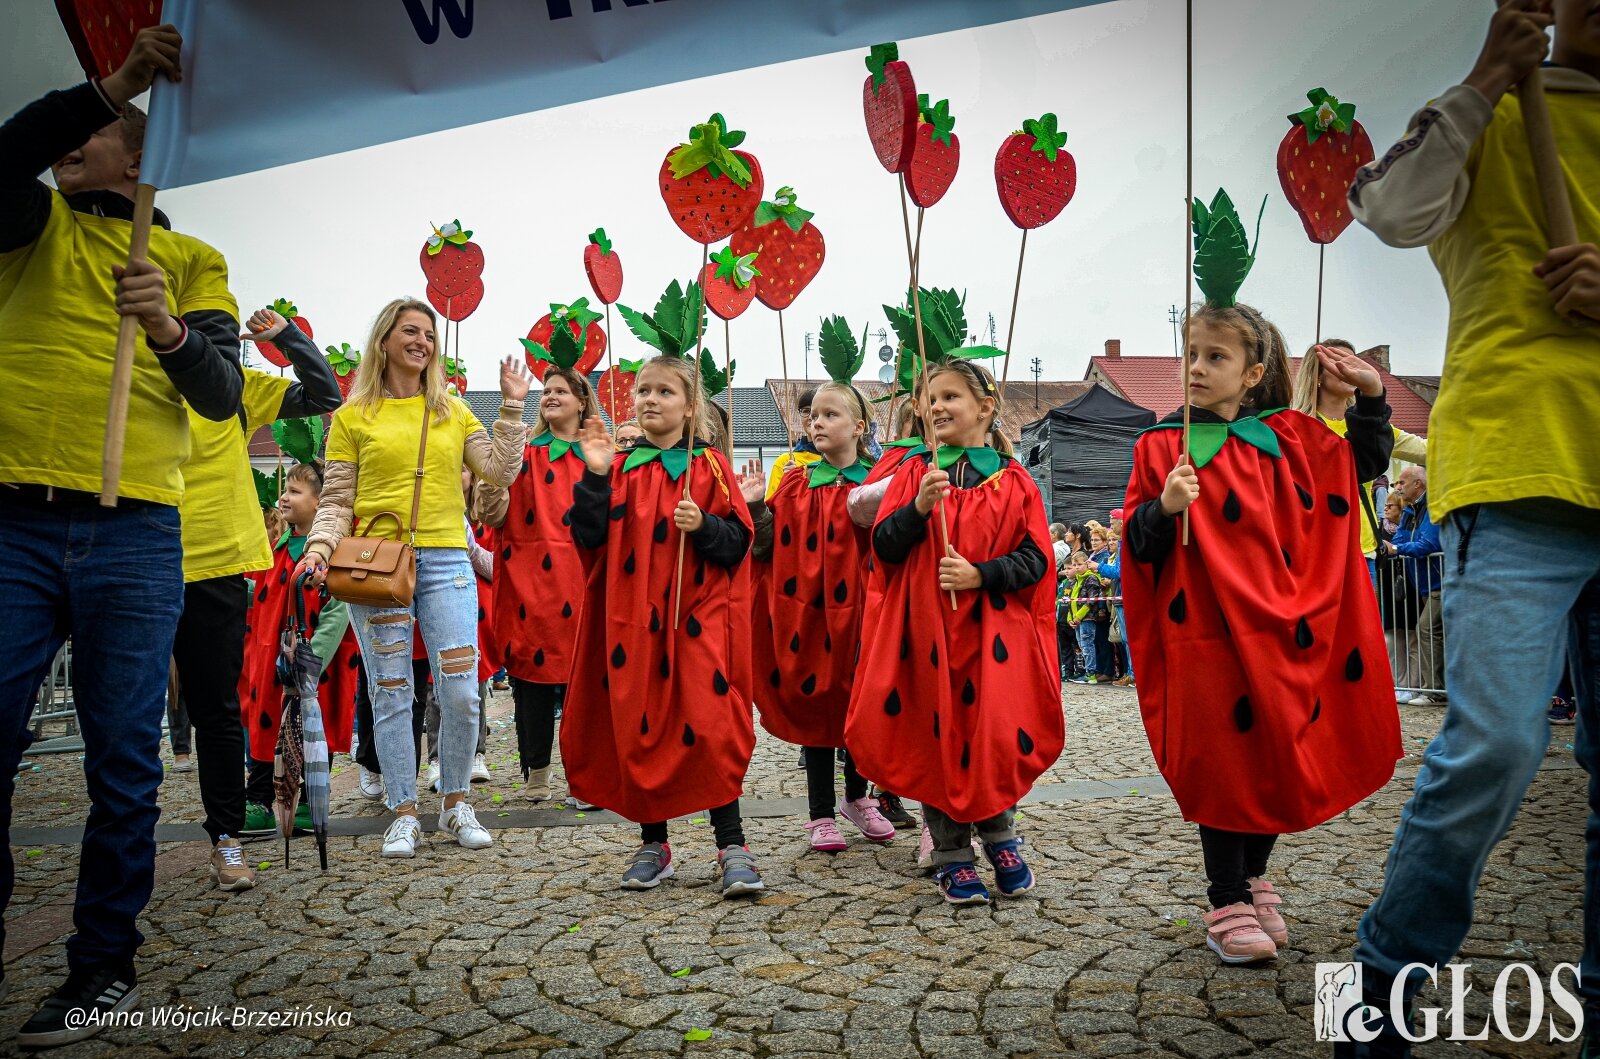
[718,845,766,898]
[620,842,674,889]
[936,862,990,905]
[983,837,1036,897]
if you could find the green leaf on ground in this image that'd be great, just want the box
[684,1028,713,1042]
[672,967,693,978]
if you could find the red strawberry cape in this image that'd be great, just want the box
[493,440,589,683]
[752,461,873,748]
[472,523,500,682]
[845,455,1063,822]
[238,539,358,761]
[560,446,757,822]
[1120,409,1401,834]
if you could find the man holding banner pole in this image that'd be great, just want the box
[0,24,245,1047]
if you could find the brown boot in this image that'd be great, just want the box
[525,766,553,801]
[210,837,257,892]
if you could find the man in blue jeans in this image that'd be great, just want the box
[0,25,244,1046]
[1341,1,1600,1054]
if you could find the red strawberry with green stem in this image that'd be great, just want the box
[862,42,918,174]
[253,297,312,368]
[702,246,760,321]
[595,357,643,425]
[1276,88,1374,245]
[324,342,361,398]
[729,186,825,311]
[520,298,607,381]
[584,228,624,304]
[428,278,483,321]
[659,114,764,244]
[906,94,959,208]
[994,113,1077,230]
[442,356,468,395]
[418,219,485,297]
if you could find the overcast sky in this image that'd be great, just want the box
[4,0,1491,391]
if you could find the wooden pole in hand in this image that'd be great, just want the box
[1513,60,1579,248]
[604,302,616,422]
[672,243,711,630]
[1000,228,1029,401]
[1180,0,1194,546]
[725,317,733,432]
[99,183,157,507]
[1315,244,1325,344]
[777,312,795,453]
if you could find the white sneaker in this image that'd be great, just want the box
[440,801,493,849]
[470,753,491,783]
[358,767,385,800]
[381,815,422,858]
[427,762,441,793]
[1406,693,1446,706]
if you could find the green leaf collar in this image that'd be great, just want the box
[807,458,872,488]
[1142,409,1286,469]
[622,442,706,482]
[530,430,584,463]
[935,445,1003,479]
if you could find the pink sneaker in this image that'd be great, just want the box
[804,817,847,852]
[916,823,934,870]
[839,797,895,842]
[1247,877,1289,947]
[1202,902,1277,964]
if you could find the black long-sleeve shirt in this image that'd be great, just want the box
[1126,394,1395,568]
[265,318,343,420]
[570,440,751,569]
[872,458,1048,594]
[1,82,242,421]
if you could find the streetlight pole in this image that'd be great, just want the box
[1168,304,1182,356]
[1030,356,1043,410]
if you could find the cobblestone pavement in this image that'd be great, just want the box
[3,685,1585,1058]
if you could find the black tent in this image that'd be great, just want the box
[1021,385,1156,529]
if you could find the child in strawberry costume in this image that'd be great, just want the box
[847,360,1062,906]
[563,356,763,898]
[1121,190,1400,965]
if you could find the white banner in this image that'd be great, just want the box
[144,0,1111,190]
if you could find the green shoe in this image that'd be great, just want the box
[294,803,312,834]
[242,802,275,837]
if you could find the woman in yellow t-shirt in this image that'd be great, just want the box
[298,297,529,859]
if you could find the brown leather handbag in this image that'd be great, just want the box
[325,410,429,608]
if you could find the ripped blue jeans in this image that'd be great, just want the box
[348,547,481,811]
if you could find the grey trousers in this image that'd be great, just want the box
[923,804,1016,866]
[426,679,489,762]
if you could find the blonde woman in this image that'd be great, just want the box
[297,297,529,859]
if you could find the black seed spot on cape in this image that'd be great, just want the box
[520,458,530,476]
[988,591,1008,611]
[653,517,668,543]
[623,550,636,574]
[853,642,860,664]
[992,634,1009,663]
[610,644,627,668]
[1345,647,1364,682]
[789,632,801,653]
[1327,493,1350,516]
[687,616,702,638]
[501,545,512,561]
[811,590,825,609]
[866,556,874,572]
[884,689,902,716]
[319,671,330,685]
[257,710,269,726]
[1311,698,1322,723]
[542,553,553,571]
[659,655,671,679]
[278,569,288,585]
[833,580,848,604]
[682,723,695,746]
[516,603,524,621]
[713,669,729,695]
[1296,483,1314,510]
[933,712,941,738]
[256,584,269,602]
[561,601,573,618]
[503,644,512,664]
[780,525,792,547]
[1220,610,1232,636]
[766,615,773,632]
[971,600,984,624]
[900,632,910,660]
[524,509,534,525]
[601,674,609,690]
[544,468,555,485]
[1222,489,1242,523]
[806,532,818,552]
[960,742,971,768]
[307,612,319,631]
[640,713,649,734]
[608,503,627,521]
[782,576,798,597]
[1168,589,1186,623]
[474,524,486,540]
[694,563,705,586]
[769,668,781,688]
[649,608,661,634]
[1234,695,1254,733]
[823,633,832,653]
[349,654,362,670]
[961,678,976,705]
[1282,548,1292,569]
[929,642,939,669]
[800,674,817,695]
[1295,617,1314,649]
[826,523,835,543]
[561,510,572,526]
[1018,728,1035,755]
[534,648,545,667]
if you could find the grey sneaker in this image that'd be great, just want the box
[620,842,674,889]
[717,845,765,898]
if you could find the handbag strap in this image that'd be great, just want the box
[1357,481,1384,549]
[407,404,431,545]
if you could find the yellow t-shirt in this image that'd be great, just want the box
[0,190,238,505]
[1426,84,1600,521]
[325,395,482,548]
[765,450,821,499]
[179,371,291,582]
[1316,415,1413,558]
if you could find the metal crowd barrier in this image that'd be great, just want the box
[26,642,85,755]
[1375,551,1447,701]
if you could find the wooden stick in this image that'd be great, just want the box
[672,243,711,631]
[1315,242,1325,344]
[724,317,734,436]
[1000,227,1029,399]
[777,310,795,454]
[99,182,157,506]
[1515,62,1579,248]
[603,301,616,422]
[1180,0,1194,546]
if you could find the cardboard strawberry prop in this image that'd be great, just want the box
[595,358,642,426]
[520,298,607,381]
[428,279,484,322]
[862,42,918,174]
[418,219,485,297]
[994,113,1076,230]
[323,343,361,399]
[442,355,468,395]
[906,95,959,208]
[702,246,760,321]
[659,113,764,244]
[1276,88,1374,245]
[253,298,312,369]
[1120,188,1400,835]
[584,228,624,305]
[729,187,825,312]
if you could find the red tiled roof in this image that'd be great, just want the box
[1087,355,1432,436]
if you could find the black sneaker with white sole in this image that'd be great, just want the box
[17,963,139,1048]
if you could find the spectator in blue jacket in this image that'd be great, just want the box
[1385,466,1444,705]
[1096,526,1133,687]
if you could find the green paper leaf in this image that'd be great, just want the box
[807,459,870,488]
[23,849,42,859]
[699,348,731,398]
[935,445,1001,478]
[1174,918,1189,927]
[919,97,956,147]
[690,817,707,824]
[752,186,814,233]
[865,42,899,92]
[818,314,864,382]
[953,344,1007,361]
[258,861,271,870]
[677,280,707,357]
[520,337,554,364]
[672,967,693,978]
[253,468,281,509]
[1023,113,1067,162]
[1191,188,1267,309]
[668,122,752,187]
[615,302,664,354]
[684,1028,713,1042]
[618,357,645,373]
[1290,88,1358,144]
[271,416,324,465]
[497,811,510,817]
[711,246,760,289]
[324,342,360,375]
[574,812,586,818]
[588,227,613,255]
[270,297,298,318]
[491,793,504,803]
[567,923,581,932]
[545,317,587,370]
